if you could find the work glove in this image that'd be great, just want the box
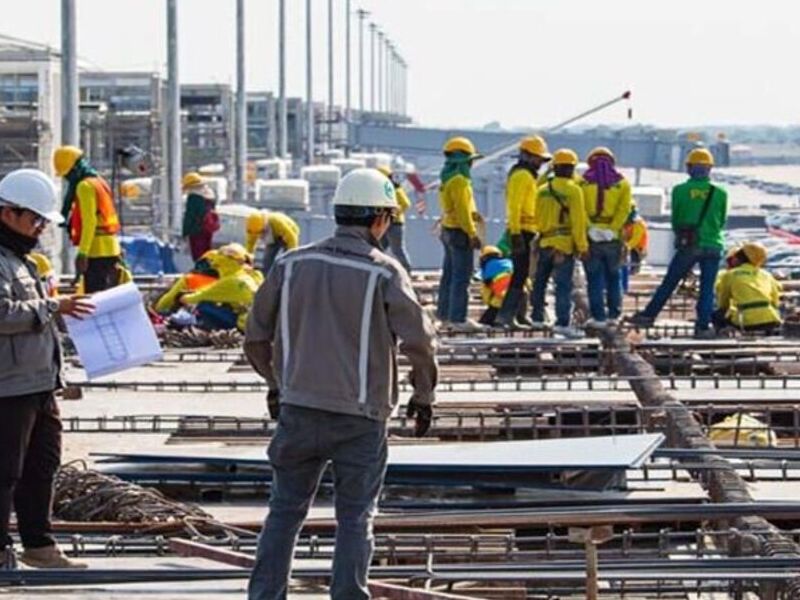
[510,234,526,255]
[406,397,433,437]
[74,254,89,275]
[469,236,482,251]
[266,389,281,419]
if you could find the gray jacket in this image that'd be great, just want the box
[0,244,62,397]
[245,226,438,422]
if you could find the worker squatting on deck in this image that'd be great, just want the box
[0,169,94,571]
[244,168,438,600]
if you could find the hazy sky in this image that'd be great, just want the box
[3,0,797,129]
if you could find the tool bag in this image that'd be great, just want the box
[674,185,716,250]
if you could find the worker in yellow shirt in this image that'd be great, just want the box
[579,147,632,328]
[180,243,263,331]
[53,146,122,293]
[437,136,484,333]
[245,210,300,274]
[620,203,649,293]
[154,249,221,315]
[530,149,588,338]
[377,166,412,272]
[29,252,59,298]
[713,241,782,334]
[495,135,551,328]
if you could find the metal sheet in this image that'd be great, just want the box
[95,433,663,472]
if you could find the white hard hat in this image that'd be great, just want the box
[0,169,63,224]
[332,168,397,209]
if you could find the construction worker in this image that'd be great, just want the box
[580,147,632,327]
[478,245,513,326]
[377,165,412,272]
[29,252,59,298]
[245,168,437,600]
[713,242,782,333]
[530,149,588,338]
[179,243,262,331]
[495,135,551,328]
[629,148,728,337]
[0,169,94,570]
[181,172,219,261]
[620,203,649,293]
[244,210,300,274]
[153,249,221,315]
[53,146,122,293]
[437,136,484,332]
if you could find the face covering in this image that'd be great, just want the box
[688,164,711,180]
[0,219,38,257]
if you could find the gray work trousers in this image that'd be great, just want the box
[247,405,388,600]
[385,223,411,273]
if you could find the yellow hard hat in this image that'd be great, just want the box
[586,146,615,163]
[686,148,715,167]
[741,242,768,267]
[53,146,83,177]
[182,172,205,190]
[218,242,251,264]
[376,165,392,177]
[519,136,551,159]
[245,211,268,235]
[29,252,54,277]
[443,136,481,158]
[552,148,579,167]
[480,245,502,259]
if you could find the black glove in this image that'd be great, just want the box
[510,234,526,255]
[266,389,280,419]
[406,398,433,437]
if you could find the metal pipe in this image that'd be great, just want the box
[235,0,247,203]
[377,30,384,113]
[305,0,314,165]
[357,10,367,115]
[327,0,334,148]
[369,23,376,113]
[278,0,287,158]
[60,0,78,146]
[344,0,351,152]
[166,0,182,234]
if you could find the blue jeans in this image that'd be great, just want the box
[530,247,575,327]
[248,405,388,600]
[641,247,722,330]
[195,302,238,330]
[384,223,411,273]
[584,241,623,321]
[436,228,474,323]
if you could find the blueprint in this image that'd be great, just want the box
[64,283,163,379]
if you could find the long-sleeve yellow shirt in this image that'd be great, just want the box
[245,211,300,254]
[505,167,537,235]
[579,177,632,238]
[439,175,478,237]
[534,177,588,255]
[715,263,782,328]
[395,187,412,225]
[75,180,121,258]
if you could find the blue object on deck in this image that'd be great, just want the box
[120,235,178,275]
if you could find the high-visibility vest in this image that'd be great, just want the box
[69,177,121,246]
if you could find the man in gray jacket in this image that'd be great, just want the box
[0,169,94,570]
[245,168,438,600]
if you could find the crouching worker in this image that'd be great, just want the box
[0,169,94,570]
[153,250,221,316]
[179,243,262,331]
[714,242,782,334]
[478,245,514,326]
[244,168,438,600]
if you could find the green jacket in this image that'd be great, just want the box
[671,178,728,250]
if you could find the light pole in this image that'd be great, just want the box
[357,9,368,115]
[327,0,334,148]
[377,29,384,113]
[166,0,182,234]
[278,0,287,158]
[235,0,247,203]
[344,0,351,152]
[60,0,78,147]
[369,22,376,113]
[305,0,314,165]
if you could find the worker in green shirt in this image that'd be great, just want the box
[629,148,728,338]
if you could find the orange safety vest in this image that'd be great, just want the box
[69,177,121,246]
[185,272,218,290]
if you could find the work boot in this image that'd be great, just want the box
[584,318,608,330]
[19,545,88,569]
[552,325,583,339]
[627,312,655,327]
[528,320,549,330]
[693,328,717,340]
[0,547,17,570]
[508,318,532,331]
[449,319,486,334]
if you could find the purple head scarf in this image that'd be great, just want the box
[583,155,623,215]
